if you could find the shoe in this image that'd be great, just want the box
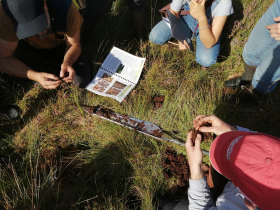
[225,63,257,89]
[0,105,20,121]
[235,84,266,103]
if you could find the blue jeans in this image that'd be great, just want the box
[149,5,220,67]
[243,0,280,93]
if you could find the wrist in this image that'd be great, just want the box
[190,169,204,180]
[190,165,204,180]
[197,16,207,24]
[230,125,238,131]
[27,70,39,81]
[62,62,71,67]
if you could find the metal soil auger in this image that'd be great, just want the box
[82,106,210,156]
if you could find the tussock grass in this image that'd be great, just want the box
[0,0,279,209]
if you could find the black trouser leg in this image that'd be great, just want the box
[127,0,145,11]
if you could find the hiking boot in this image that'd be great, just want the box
[0,105,20,121]
[225,63,257,89]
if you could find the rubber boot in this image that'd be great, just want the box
[225,62,257,89]
[132,9,145,40]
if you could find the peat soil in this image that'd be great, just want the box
[163,147,189,187]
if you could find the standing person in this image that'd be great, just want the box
[0,0,91,89]
[78,0,146,41]
[225,0,280,98]
[185,115,280,209]
[149,0,234,68]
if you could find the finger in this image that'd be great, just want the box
[42,81,61,89]
[270,33,280,39]
[190,0,197,5]
[44,73,59,81]
[60,68,67,78]
[273,16,280,22]
[195,116,213,128]
[193,115,207,129]
[266,24,277,30]
[44,84,61,89]
[268,28,278,34]
[201,0,206,5]
[194,134,202,150]
[183,40,190,49]
[68,69,76,79]
[185,131,195,149]
[199,126,217,134]
[63,78,73,83]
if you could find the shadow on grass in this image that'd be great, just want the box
[51,142,135,209]
[219,0,244,61]
[214,86,280,137]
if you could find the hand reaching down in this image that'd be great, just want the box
[193,115,237,136]
[35,72,62,89]
[60,63,76,83]
[178,40,190,50]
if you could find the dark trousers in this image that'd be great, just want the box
[81,0,145,21]
[13,40,91,88]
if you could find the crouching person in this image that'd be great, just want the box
[149,0,234,68]
[0,0,91,89]
[186,115,280,210]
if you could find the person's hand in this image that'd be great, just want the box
[193,115,237,136]
[178,40,190,50]
[168,8,180,19]
[190,0,207,22]
[34,72,61,89]
[60,63,76,83]
[185,131,204,180]
[265,16,280,41]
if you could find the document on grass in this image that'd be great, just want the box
[85,47,146,102]
[167,10,194,51]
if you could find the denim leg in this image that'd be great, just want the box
[251,44,280,93]
[127,0,145,11]
[195,35,220,67]
[149,15,191,45]
[243,0,280,93]
[149,20,173,45]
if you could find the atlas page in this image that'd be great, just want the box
[85,47,146,102]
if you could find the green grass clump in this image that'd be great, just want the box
[0,0,279,209]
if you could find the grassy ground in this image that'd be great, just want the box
[0,0,279,209]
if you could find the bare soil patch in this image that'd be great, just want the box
[163,147,189,186]
[153,96,165,108]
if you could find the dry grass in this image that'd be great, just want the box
[0,0,279,209]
